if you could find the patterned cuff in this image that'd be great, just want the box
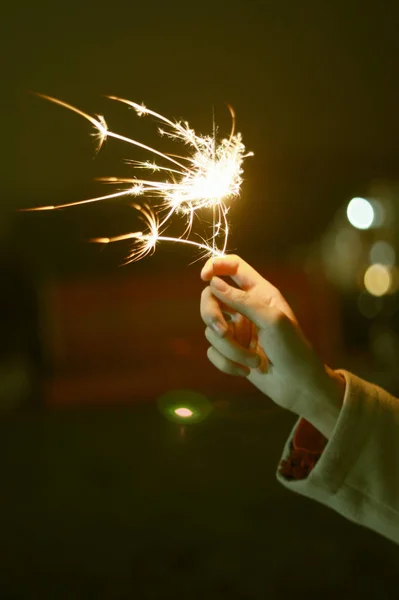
[279,418,327,481]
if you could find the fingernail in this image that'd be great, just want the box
[211,277,228,292]
[211,321,227,336]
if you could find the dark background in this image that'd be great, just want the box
[1,0,399,598]
[5,0,399,272]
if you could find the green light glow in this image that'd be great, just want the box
[157,389,212,424]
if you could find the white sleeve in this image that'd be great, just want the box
[276,370,399,545]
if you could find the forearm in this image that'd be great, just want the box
[300,366,346,439]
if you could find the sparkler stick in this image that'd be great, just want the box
[22,93,253,263]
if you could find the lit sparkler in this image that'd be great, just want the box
[23,93,253,263]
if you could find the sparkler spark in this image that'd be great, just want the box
[23,93,253,263]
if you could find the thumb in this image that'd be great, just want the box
[210,276,281,331]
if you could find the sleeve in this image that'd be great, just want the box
[276,369,399,545]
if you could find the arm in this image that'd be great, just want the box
[200,255,399,544]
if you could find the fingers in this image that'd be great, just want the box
[200,286,229,335]
[200,254,278,296]
[205,326,261,369]
[209,276,284,331]
[207,346,250,377]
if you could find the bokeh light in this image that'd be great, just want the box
[334,227,363,256]
[369,200,386,227]
[364,264,392,296]
[370,241,396,266]
[347,197,374,230]
[174,407,194,418]
[157,389,213,424]
[321,226,364,290]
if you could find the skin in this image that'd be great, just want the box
[200,255,346,439]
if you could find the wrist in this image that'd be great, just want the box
[301,366,346,440]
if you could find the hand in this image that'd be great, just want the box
[200,255,345,438]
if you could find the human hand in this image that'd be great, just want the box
[200,255,345,438]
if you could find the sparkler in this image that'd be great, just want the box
[23,93,253,263]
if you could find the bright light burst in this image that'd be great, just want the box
[24,94,253,263]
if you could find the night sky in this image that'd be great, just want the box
[5,0,399,273]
